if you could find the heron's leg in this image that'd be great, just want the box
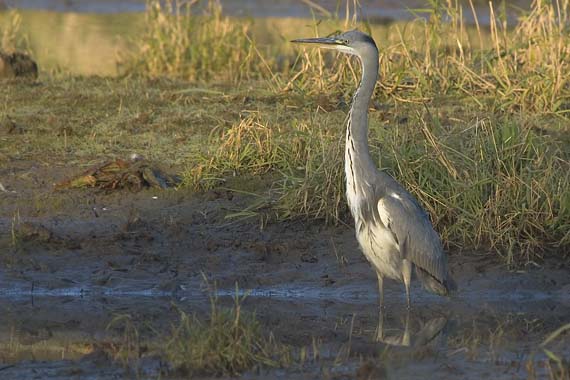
[402,308,411,346]
[376,273,384,309]
[375,306,385,342]
[402,259,412,309]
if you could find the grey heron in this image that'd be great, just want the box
[292,30,455,308]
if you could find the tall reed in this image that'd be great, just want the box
[124,0,272,83]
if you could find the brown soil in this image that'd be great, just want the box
[1,160,569,379]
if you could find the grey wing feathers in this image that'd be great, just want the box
[377,191,447,284]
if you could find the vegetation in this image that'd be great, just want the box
[2,0,569,264]
[1,3,568,378]
[122,0,274,84]
[533,323,570,380]
[104,285,289,377]
[125,0,569,262]
[163,290,286,375]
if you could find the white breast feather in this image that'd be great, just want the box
[354,199,401,280]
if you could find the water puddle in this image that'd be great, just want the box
[1,279,563,304]
[1,280,568,379]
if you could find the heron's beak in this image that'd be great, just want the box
[291,37,346,47]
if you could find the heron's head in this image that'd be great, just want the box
[291,29,378,59]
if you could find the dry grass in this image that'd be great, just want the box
[1,9,23,52]
[170,0,570,263]
[181,100,568,263]
[527,323,570,380]
[121,0,274,84]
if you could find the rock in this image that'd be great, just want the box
[0,51,38,79]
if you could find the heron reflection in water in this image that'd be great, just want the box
[375,310,448,346]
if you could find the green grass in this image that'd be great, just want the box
[104,285,289,377]
[163,291,287,376]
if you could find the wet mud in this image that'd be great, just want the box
[1,162,569,379]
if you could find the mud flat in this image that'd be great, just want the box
[1,167,569,379]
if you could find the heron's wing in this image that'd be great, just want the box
[375,191,446,283]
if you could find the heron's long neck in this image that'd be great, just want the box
[345,53,379,192]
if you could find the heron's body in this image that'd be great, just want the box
[293,30,455,307]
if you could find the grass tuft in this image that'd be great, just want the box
[122,0,273,84]
[102,283,289,376]
[164,286,286,376]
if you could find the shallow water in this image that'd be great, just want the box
[0,10,143,75]
[0,0,533,76]
[1,273,569,379]
[5,0,533,21]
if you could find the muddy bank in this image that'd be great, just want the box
[0,161,569,379]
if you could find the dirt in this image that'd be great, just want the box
[1,160,569,380]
